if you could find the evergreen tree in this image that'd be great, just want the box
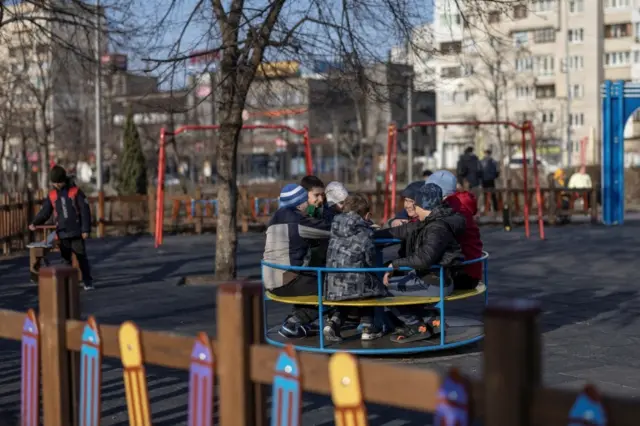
[117,110,148,195]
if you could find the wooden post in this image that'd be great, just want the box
[147,185,156,235]
[2,193,9,255]
[194,187,203,235]
[484,299,541,426]
[217,280,264,426]
[39,265,81,426]
[97,190,105,238]
[240,188,249,233]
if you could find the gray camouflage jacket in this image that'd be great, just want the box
[325,212,387,301]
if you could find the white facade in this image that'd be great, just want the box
[397,0,640,169]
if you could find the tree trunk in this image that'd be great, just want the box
[214,103,244,280]
[40,141,50,190]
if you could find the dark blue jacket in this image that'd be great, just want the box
[32,185,92,239]
[262,207,331,290]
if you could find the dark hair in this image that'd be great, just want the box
[485,149,492,155]
[50,165,67,183]
[300,175,325,191]
[422,169,433,177]
[464,146,474,154]
[343,193,371,217]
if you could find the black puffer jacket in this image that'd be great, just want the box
[457,152,483,188]
[373,205,466,280]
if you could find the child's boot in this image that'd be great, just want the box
[322,320,343,343]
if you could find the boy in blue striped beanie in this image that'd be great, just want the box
[279,183,309,209]
[263,183,332,338]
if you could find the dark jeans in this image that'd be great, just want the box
[482,180,499,212]
[271,273,319,324]
[59,237,93,283]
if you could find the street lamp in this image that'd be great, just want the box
[94,0,104,237]
[404,70,414,181]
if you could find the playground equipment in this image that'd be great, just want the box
[262,241,489,354]
[601,80,640,225]
[154,124,313,248]
[384,120,545,239]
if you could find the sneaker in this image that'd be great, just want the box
[83,282,95,291]
[390,323,433,344]
[278,320,311,339]
[322,320,343,342]
[425,315,446,335]
[361,325,383,341]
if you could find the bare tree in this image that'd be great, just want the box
[0,64,22,193]
[137,0,441,279]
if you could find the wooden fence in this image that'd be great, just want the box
[1,265,637,426]
[0,186,598,256]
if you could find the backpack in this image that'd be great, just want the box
[48,187,80,220]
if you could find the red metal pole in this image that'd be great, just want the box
[383,124,394,223]
[303,126,313,175]
[527,121,545,240]
[155,128,167,248]
[520,127,530,238]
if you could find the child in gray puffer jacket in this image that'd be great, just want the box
[324,193,387,342]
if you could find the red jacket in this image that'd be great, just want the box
[445,191,483,280]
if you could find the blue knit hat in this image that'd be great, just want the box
[413,183,443,210]
[401,181,426,200]
[426,170,457,197]
[279,184,308,208]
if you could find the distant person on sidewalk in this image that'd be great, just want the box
[29,165,94,290]
[456,146,483,199]
[481,149,500,213]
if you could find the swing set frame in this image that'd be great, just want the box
[383,120,545,239]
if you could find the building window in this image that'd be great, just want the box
[569,84,583,99]
[568,28,584,43]
[605,23,631,39]
[541,111,555,124]
[604,0,630,9]
[533,27,556,44]
[534,55,555,76]
[516,56,534,72]
[569,113,585,127]
[569,0,584,12]
[488,11,501,23]
[440,66,462,78]
[535,84,556,99]
[531,0,556,13]
[440,13,462,27]
[513,31,529,47]
[513,4,528,19]
[440,41,462,54]
[604,51,631,67]
[515,86,533,100]
[565,55,584,71]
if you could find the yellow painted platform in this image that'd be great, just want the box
[265,283,486,306]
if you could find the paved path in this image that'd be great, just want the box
[1,222,640,424]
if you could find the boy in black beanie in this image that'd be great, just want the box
[29,165,94,290]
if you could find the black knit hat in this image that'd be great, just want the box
[50,165,67,183]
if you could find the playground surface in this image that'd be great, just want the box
[1,223,640,424]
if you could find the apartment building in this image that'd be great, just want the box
[401,0,640,169]
[0,1,105,166]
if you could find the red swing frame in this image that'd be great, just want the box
[383,120,544,239]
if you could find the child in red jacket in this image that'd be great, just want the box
[426,170,483,288]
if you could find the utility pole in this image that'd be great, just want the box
[564,0,572,168]
[95,0,104,237]
[406,73,413,182]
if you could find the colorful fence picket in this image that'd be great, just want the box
[2,266,639,426]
